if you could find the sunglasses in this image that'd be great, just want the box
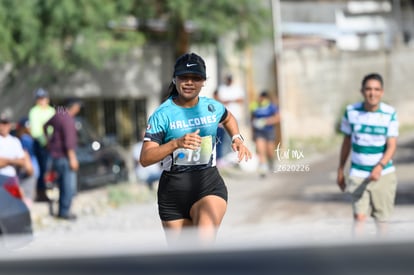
[176,75,204,82]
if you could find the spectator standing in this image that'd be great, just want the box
[215,74,246,166]
[337,73,398,237]
[216,74,245,120]
[44,98,82,221]
[0,111,26,185]
[15,117,40,208]
[28,88,56,202]
[249,91,280,177]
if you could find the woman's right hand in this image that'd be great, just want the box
[177,129,202,150]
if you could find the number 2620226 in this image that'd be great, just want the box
[273,164,310,173]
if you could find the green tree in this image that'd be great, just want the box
[0,0,144,78]
[131,0,271,58]
[0,0,271,82]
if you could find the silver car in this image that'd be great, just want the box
[0,175,33,248]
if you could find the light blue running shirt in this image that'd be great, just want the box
[144,96,227,172]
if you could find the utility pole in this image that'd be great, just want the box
[271,0,287,146]
[392,0,403,45]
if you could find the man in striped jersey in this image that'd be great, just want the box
[337,73,398,237]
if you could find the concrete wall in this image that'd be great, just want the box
[281,1,344,23]
[47,45,218,112]
[49,44,173,116]
[251,43,414,142]
[246,0,414,144]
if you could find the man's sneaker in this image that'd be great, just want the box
[35,191,50,202]
[57,213,77,221]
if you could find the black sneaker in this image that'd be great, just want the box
[57,213,77,221]
[35,192,51,202]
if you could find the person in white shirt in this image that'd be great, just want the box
[216,74,245,120]
[215,74,246,165]
[0,111,27,179]
[337,73,398,237]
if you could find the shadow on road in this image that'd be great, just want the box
[394,138,414,164]
[299,192,351,204]
[395,184,414,205]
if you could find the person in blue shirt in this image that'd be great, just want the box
[250,91,280,177]
[140,52,252,246]
[15,117,39,208]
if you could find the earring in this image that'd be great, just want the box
[172,78,176,84]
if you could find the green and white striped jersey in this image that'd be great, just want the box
[340,102,398,178]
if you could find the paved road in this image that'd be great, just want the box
[2,134,414,274]
[5,133,414,259]
[218,133,414,247]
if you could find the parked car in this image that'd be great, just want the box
[73,117,128,190]
[0,175,33,248]
[45,116,129,192]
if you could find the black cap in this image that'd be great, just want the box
[260,90,269,98]
[173,53,206,79]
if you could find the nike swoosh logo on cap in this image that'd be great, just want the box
[186,63,197,67]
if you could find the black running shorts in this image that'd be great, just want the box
[157,167,228,221]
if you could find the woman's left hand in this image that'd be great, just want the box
[231,140,252,162]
